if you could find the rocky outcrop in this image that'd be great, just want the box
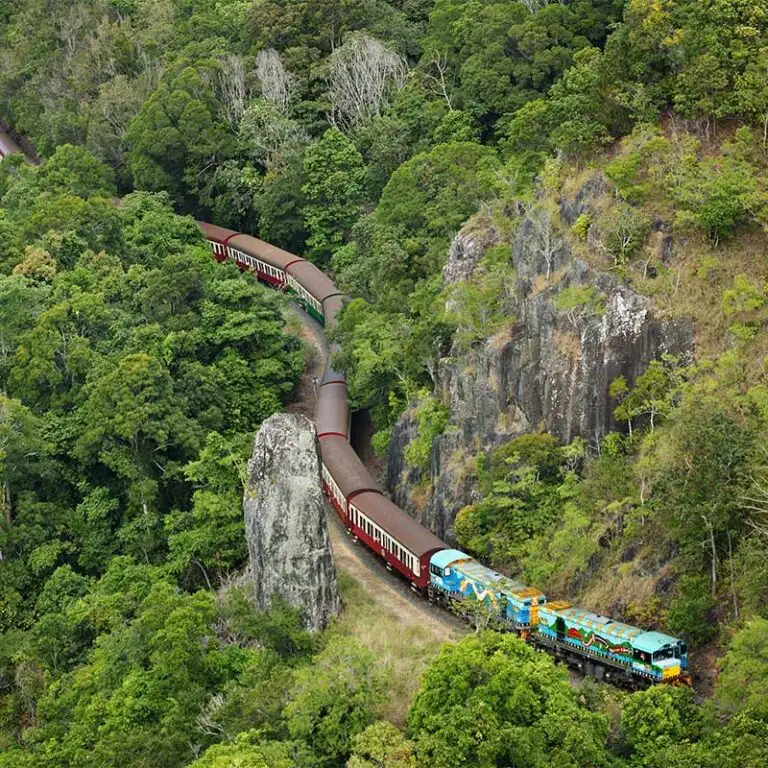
[244,413,340,632]
[442,220,501,286]
[386,175,694,543]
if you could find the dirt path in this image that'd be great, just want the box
[328,510,465,641]
[285,305,328,419]
[286,305,465,641]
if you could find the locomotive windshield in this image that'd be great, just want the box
[653,646,675,662]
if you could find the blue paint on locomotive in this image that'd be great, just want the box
[632,631,689,680]
[428,551,545,628]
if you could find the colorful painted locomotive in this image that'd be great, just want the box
[429,549,689,687]
[429,549,546,630]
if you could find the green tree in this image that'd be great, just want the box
[75,352,195,523]
[0,276,45,387]
[348,721,417,768]
[621,685,704,765]
[650,397,753,600]
[36,144,117,199]
[127,61,233,203]
[372,141,501,286]
[240,100,308,172]
[0,395,49,548]
[554,284,604,328]
[721,274,766,339]
[454,433,578,568]
[28,581,242,767]
[666,574,717,645]
[189,733,297,768]
[611,359,681,435]
[407,632,610,768]
[716,618,768,718]
[301,129,366,263]
[166,431,249,588]
[285,637,386,767]
[403,392,449,473]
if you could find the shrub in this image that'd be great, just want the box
[572,213,592,241]
[667,575,717,645]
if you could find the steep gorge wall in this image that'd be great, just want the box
[386,176,694,543]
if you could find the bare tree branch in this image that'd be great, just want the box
[255,49,294,113]
[219,55,247,128]
[529,207,563,280]
[423,50,454,110]
[328,33,407,130]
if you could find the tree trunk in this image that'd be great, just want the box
[1,481,9,526]
[702,515,717,597]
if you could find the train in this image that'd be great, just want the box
[196,221,690,689]
[0,130,690,689]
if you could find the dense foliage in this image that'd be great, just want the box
[3,0,768,766]
[0,146,312,764]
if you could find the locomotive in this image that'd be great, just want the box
[0,130,690,688]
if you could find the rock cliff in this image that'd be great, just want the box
[244,412,340,632]
[386,175,694,543]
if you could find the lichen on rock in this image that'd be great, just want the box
[243,412,340,632]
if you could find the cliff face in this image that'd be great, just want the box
[386,175,694,543]
[244,412,340,632]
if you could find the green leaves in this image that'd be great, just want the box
[611,358,682,436]
[127,61,234,202]
[348,721,417,768]
[36,145,117,200]
[716,617,768,719]
[621,685,704,765]
[301,128,366,264]
[188,733,296,768]
[403,392,449,473]
[285,637,386,767]
[166,432,250,586]
[455,432,582,572]
[408,632,610,768]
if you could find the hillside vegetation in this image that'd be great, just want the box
[2,0,768,766]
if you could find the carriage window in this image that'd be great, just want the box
[430,564,441,577]
[679,643,688,657]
